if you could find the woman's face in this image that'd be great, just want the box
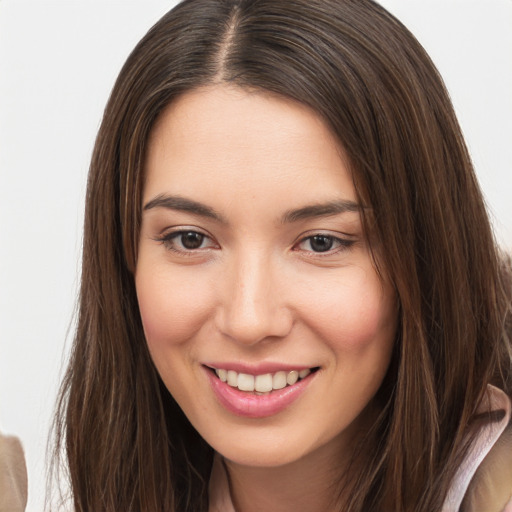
[136,85,397,468]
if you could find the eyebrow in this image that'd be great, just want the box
[281,199,362,223]
[143,194,362,224]
[143,194,226,223]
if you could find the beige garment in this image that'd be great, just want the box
[0,433,28,512]
[461,416,512,512]
[442,386,512,512]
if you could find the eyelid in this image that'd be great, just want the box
[153,226,219,254]
[292,230,356,256]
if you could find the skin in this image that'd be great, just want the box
[135,85,398,511]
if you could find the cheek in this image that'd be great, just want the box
[299,270,397,351]
[135,263,215,348]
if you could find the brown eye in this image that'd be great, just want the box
[179,231,205,249]
[295,233,354,255]
[309,235,334,252]
[157,229,216,253]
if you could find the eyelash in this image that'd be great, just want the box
[294,233,355,256]
[155,229,355,257]
[154,229,217,255]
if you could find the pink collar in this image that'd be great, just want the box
[442,385,511,512]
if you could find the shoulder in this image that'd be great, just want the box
[461,394,512,512]
[0,432,28,512]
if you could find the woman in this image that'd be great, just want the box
[53,0,512,510]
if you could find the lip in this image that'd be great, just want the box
[204,365,317,418]
[203,361,313,374]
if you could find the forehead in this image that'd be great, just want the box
[144,85,357,213]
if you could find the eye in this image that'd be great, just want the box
[175,231,208,250]
[295,234,354,254]
[304,235,335,252]
[156,229,217,253]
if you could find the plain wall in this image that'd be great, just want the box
[0,1,510,510]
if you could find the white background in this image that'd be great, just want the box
[0,1,510,510]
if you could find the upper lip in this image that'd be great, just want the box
[203,362,317,375]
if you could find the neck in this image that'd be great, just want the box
[223,431,357,512]
[219,400,384,512]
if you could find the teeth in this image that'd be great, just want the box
[299,369,311,379]
[216,369,228,382]
[237,373,255,391]
[227,370,238,387]
[272,371,287,390]
[214,367,313,393]
[286,370,299,385]
[255,373,273,392]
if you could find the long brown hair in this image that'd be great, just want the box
[52,1,512,510]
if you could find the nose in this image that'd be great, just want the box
[214,252,293,346]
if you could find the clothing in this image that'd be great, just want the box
[1,389,509,512]
[443,386,512,512]
[208,386,512,512]
[0,433,28,512]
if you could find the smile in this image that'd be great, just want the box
[206,365,319,418]
[212,367,314,394]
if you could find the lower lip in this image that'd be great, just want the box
[205,368,316,418]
